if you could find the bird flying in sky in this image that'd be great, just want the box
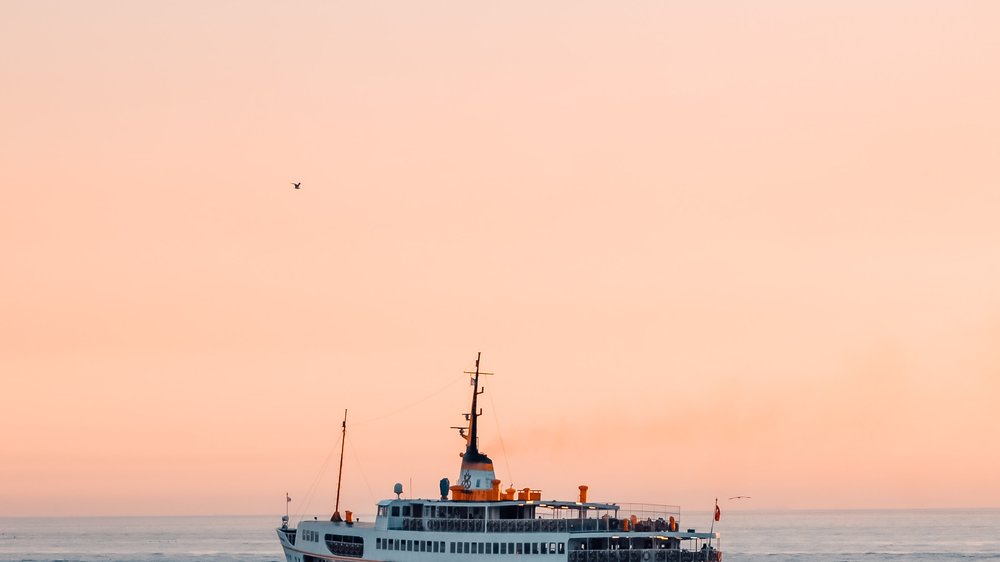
[292,182,301,189]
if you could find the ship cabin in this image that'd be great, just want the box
[376,498,625,533]
[372,498,717,561]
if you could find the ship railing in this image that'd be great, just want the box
[563,518,677,533]
[567,548,720,562]
[616,504,681,521]
[615,504,682,533]
[486,519,574,533]
[413,517,655,534]
[415,517,572,533]
[404,517,487,532]
[406,512,682,534]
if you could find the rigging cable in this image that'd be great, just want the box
[294,432,341,524]
[487,378,514,486]
[348,433,378,510]
[352,371,467,426]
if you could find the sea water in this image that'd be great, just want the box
[2,510,999,562]
[721,509,1000,561]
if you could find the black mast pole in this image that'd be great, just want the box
[332,409,347,522]
[468,352,481,454]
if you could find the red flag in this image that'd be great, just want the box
[714,504,721,521]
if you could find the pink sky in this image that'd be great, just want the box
[2,1,999,517]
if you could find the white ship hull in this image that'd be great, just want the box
[277,503,719,562]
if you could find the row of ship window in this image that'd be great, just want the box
[376,538,567,555]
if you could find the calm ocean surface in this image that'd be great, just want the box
[1,510,998,562]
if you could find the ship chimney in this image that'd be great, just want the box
[579,485,589,503]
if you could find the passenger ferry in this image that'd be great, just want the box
[276,354,723,562]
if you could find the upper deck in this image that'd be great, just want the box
[373,498,707,538]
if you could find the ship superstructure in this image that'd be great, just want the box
[277,354,722,562]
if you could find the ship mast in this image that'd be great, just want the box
[467,352,484,455]
[448,353,497,500]
[331,409,347,522]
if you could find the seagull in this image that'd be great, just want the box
[292,182,301,189]
[728,496,751,500]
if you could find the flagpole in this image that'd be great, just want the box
[709,498,719,555]
[282,492,291,530]
[710,497,716,533]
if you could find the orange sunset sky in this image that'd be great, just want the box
[2,1,999,517]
